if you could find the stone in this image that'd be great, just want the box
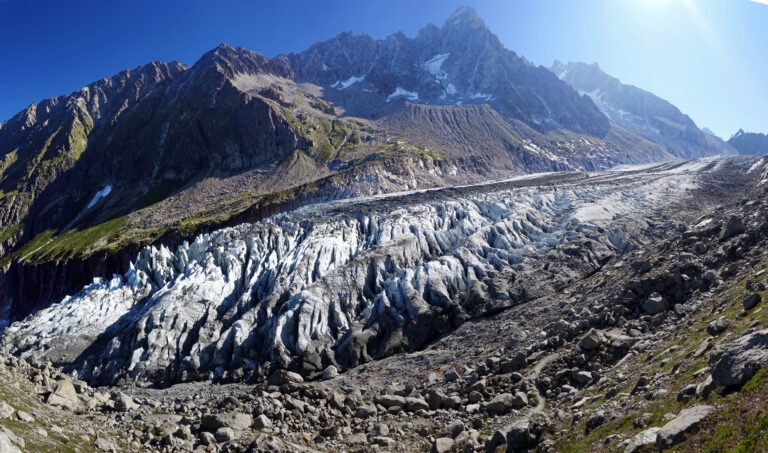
[444,368,460,382]
[578,329,603,350]
[656,405,713,449]
[253,414,272,430]
[200,413,253,432]
[15,411,34,423]
[709,329,768,387]
[344,433,367,445]
[321,365,338,380]
[432,437,455,453]
[624,427,660,453]
[268,370,304,386]
[426,389,446,410]
[112,392,139,412]
[374,394,406,409]
[355,404,377,418]
[0,430,21,453]
[586,410,606,431]
[199,432,216,446]
[573,371,593,384]
[482,392,527,413]
[706,319,729,336]
[405,396,429,412]
[214,427,236,442]
[47,380,79,408]
[93,437,117,452]
[0,402,14,419]
[720,215,745,241]
[642,294,668,315]
[444,420,464,439]
[743,293,762,311]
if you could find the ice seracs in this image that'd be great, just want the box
[2,162,710,385]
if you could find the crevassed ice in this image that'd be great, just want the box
[2,168,702,384]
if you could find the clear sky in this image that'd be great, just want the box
[0,0,766,138]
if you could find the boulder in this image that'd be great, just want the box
[706,319,729,336]
[321,365,338,380]
[214,427,236,442]
[624,427,660,453]
[374,394,406,409]
[0,430,22,453]
[0,402,14,419]
[709,329,768,387]
[720,215,745,241]
[656,405,713,449]
[355,404,377,418]
[743,293,762,311]
[432,437,454,453]
[112,392,139,412]
[268,370,304,387]
[200,413,253,432]
[426,389,446,410]
[586,410,606,431]
[642,294,668,315]
[47,380,78,408]
[253,414,272,430]
[578,329,603,351]
[405,396,429,412]
[482,392,527,413]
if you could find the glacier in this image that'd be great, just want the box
[1,162,708,385]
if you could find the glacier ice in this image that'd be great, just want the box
[2,164,706,384]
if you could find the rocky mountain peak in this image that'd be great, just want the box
[731,128,746,140]
[443,5,485,30]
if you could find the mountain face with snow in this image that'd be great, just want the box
[1,7,680,320]
[551,61,736,159]
[728,129,768,155]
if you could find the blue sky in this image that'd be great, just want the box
[0,0,766,138]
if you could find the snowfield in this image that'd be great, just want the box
[2,161,715,384]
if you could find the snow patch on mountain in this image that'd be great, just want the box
[387,87,419,102]
[86,186,112,210]
[332,75,365,90]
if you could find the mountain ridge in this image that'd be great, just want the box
[551,60,736,159]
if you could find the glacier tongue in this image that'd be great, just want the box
[1,163,704,384]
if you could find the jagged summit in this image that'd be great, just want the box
[443,5,486,29]
[731,128,746,140]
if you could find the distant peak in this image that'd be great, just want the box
[444,5,485,29]
[731,129,746,139]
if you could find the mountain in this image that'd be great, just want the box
[0,7,676,319]
[551,61,736,158]
[728,129,768,155]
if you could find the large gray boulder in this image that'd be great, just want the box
[709,329,768,387]
[200,413,253,432]
[656,405,713,449]
[0,430,22,453]
[46,379,79,408]
[624,427,660,453]
[578,329,603,351]
[720,215,745,241]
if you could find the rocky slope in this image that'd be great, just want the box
[551,61,736,159]
[0,7,684,323]
[728,129,768,155]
